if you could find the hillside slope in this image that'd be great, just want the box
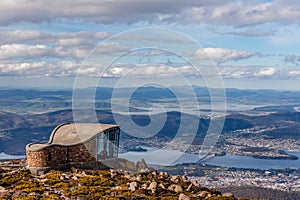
[0,165,247,200]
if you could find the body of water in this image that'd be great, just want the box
[204,151,300,170]
[0,152,25,160]
[115,103,264,117]
[120,150,300,170]
[1,150,299,170]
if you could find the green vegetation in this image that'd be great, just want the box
[40,194,61,200]
[77,176,115,187]
[11,196,36,200]
[14,180,46,193]
[0,167,248,199]
[0,170,31,186]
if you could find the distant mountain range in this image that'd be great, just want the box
[0,108,299,155]
[1,86,300,103]
[0,87,299,154]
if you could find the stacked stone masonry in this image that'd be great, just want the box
[26,139,97,168]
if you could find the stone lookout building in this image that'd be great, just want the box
[26,123,121,175]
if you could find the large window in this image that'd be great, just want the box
[97,128,120,160]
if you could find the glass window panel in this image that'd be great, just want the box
[97,128,120,160]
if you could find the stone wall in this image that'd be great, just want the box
[26,145,66,168]
[26,139,97,168]
[68,139,96,163]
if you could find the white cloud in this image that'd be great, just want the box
[185,0,300,27]
[0,43,80,60]
[77,67,97,75]
[0,61,78,77]
[104,64,194,77]
[0,30,50,44]
[0,0,215,25]
[288,70,300,76]
[0,41,130,61]
[1,60,300,81]
[0,0,299,27]
[219,65,283,79]
[219,65,300,80]
[0,61,195,78]
[195,48,259,63]
[0,44,55,60]
[0,30,109,45]
[255,67,277,77]
[0,30,113,61]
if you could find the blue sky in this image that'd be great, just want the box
[0,0,300,90]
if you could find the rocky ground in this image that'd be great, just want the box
[0,165,250,200]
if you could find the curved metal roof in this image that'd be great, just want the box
[26,123,119,151]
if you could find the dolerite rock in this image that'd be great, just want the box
[141,183,148,189]
[129,181,138,192]
[159,183,166,189]
[136,174,142,182]
[168,184,183,193]
[158,171,169,179]
[174,185,183,193]
[223,192,234,198]
[197,191,210,198]
[179,193,190,200]
[186,183,193,191]
[110,169,117,178]
[182,175,190,184]
[0,186,7,193]
[148,181,158,194]
[151,171,157,177]
[170,175,180,183]
[192,179,201,187]
[70,167,78,173]
[186,182,201,193]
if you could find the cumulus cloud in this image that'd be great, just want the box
[0,30,115,61]
[255,67,277,77]
[184,0,300,27]
[77,67,98,76]
[0,0,299,27]
[0,61,195,78]
[218,65,300,80]
[102,63,300,80]
[0,61,78,77]
[102,63,194,77]
[0,41,130,61]
[288,70,300,76]
[0,44,56,60]
[76,63,193,77]
[0,30,109,45]
[195,48,260,63]
[0,43,83,60]
[2,60,300,81]
[0,61,114,77]
[0,30,50,44]
[219,65,256,79]
[0,0,218,25]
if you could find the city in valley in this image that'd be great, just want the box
[1,88,299,199]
